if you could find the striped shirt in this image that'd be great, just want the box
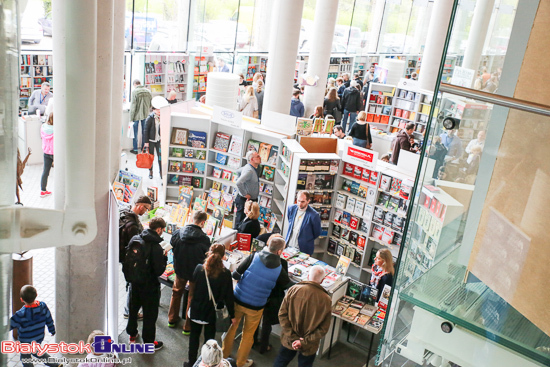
[10,301,55,343]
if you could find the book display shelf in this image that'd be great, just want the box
[403,184,463,283]
[328,56,354,80]
[405,55,421,79]
[243,55,268,82]
[365,82,396,132]
[164,113,211,203]
[353,55,369,79]
[144,54,166,96]
[282,151,341,254]
[439,97,491,150]
[20,53,53,111]
[193,55,215,99]
[325,155,414,283]
[165,54,189,100]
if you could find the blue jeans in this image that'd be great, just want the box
[352,138,368,148]
[273,345,316,367]
[342,110,357,133]
[132,119,146,151]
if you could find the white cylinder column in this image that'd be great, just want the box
[206,72,240,110]
[110,0,126,180]
[303,0,339,117]
[462,0,496,72]
[263,0,305,115]
[252,0,275,52]
[417,0,454,91]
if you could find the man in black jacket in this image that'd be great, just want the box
[120,195,152,319]
[341,80,363,134]
[126,217,167,350]
[168,210,211,334]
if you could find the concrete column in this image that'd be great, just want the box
[303,0,339,117]
[263,0,305,115]
[369,0,386,53]
[417,0,454,91]
[111,0,126,180]
[55,0,110,343]
[462,0,496,73]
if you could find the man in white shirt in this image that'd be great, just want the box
[465,131,486,164]
[285,191,322,255]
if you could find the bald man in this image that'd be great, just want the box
[274,265,332,367]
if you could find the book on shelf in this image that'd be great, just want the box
[377,193,391,208]
[171,147,184,157]
[359,219,370,234]
[194,163,205,175]
[227,157,240,169]
[193,197,207,211]
[113,182,125,201]
[258,143,272,163]
[215,153,228,165]
[345,197,356,212]
[228,135,242,156]
[335,255,351,276]
[397,199,408,217]
[389,178,402,196]
[182,161,194,173]
[267,146,278,166]
[296,118,313,136]
[381,227,394,244]
[195,150,207,160]
[188,130,207,148]
[380,175,391,191]
[384,212,394,227]
[354,200,365,217]
[336,243,345,256]
[373,206,384,224]
[147,187,158,202]
[246,139,261,153]
[192,177,203,188]
[213,167,222,178]
[335,193,347,209]
[261,166,275,181]
[388,196,400,212]
[213,132,231,152]
[366,187,377,203]
[221,169,232,181]
[204,217,219,237]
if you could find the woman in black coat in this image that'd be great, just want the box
[186,244,235,367]
[323,88,342,123]
[237,201,261,239]
[143,109,161,179]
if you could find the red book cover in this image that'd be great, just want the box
[369,171,378,185]
[350,216,359,230]
[361,168,371,182]
[435,200,442,217]
[344,162,354,177]
[367,113,374,122]
[424,195,431,208]
[440,204,447,219]
[237,233,252,251]
[353,165,362,179]
[357,236,366,251]
[430,198,438,213]
[394,109,402,117]
[380,115,390,124]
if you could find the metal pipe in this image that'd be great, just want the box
[439,83,550,116]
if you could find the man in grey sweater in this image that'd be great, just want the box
[234,150,261,228]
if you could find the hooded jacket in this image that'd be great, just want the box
[134,229,167,287]
[279,281,332,356]
[119,209,143,263]
[171,224,211,280]
[391,130,412,165]
[290,98,305,118]
[130,85,152,121]
[341,86,363,113]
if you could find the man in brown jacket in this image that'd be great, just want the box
[273,265,332,367]
[391,123,415,165]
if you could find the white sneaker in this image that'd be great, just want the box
[242,359,254,367]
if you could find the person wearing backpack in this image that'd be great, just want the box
[124,217,167,351]
[119,195,152,319]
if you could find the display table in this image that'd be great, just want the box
[327,312,380,364]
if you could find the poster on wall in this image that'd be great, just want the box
[373,66,389,84]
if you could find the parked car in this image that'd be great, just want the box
[38,12,52,36]
[21,17,42,44]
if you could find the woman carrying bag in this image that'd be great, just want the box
[143,96,168,179]
[186,244,236,367]
[349,111,373,149]
[239,86,259,118]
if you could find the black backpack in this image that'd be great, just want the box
[122,235,152,285]
[119,214,137,263]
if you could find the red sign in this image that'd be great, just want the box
[343,144,378,171]
[347,147,374,163]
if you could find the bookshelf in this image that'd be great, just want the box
[282,152,341,254]
[365,82,396,132]
[163,113,211,204]
[273,139,307,232]
[328,56,354,80]
[165,54,189,101]
[144,54,166,96]
[19,53,53,111]
[192,55,215,99]
[242,55,267,82]
[353,55,369,79]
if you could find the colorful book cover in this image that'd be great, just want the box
[188,130,207,148]
[369,171,379,186]
[312,118,323,133]
[216,153,228,165]
[296,118,313,136]
[221,169,232,181]
[227,157,241,169]
[267,146,278,166]
[113,182,125,201]
[147,186,158,202]
[262,166,274,181]
[213,132,231,152]
[171,147,184,158]
[246,139,261,153]
[258,142,272,163]
[228,135,243,156]
[182,161,194,173]
[323,118,335,134]
[184,149,194,158]
[194,163,206,175]
[193,197,207,211]
[195,150,207,160]
[389,178,402,196]
[237,233,252,251]
[335,255,351,276]
[192,176,203,188]
[204,217,219,237]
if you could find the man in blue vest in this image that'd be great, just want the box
[285,191,322,255]
[223,235,290,367]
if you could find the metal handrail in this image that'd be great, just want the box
[439,83,550,116]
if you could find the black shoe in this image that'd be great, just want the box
[154,341,164,351]
[149,174,153,179]
[130,149,138,154]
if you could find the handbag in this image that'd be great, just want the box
[136,147,154,169]
[205,267,232,332]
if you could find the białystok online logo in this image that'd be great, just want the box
[1,336,154,355]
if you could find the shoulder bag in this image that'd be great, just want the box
[136,147,154,169]
[204,267,232,332]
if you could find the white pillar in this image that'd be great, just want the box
[55,0,113,343]
[462,0,496,72]
[369,0,386,53]
[417,0,454,91]
[111,0,126,180]
[303,0,339,117]
[263,0,305,115]
[252,0,274,51]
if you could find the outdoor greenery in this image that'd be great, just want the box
[42,0,51,15]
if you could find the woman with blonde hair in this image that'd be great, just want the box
[237,201,261,238]
[323,87,342,123]
[370,248,394,302]
[239,86,259,118]
[349,111,372,149]
[254,80,264,119]
[252,72,263,89]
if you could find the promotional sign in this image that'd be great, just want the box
[212,105,242,129]
[343,144,378,171]
[451,66,476,88]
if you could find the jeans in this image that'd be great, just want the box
[352,138,368,148]
[21,352,59,367]
[168,275,194,331]
[132,119,146,151]
[222,303,264,367]
[341,110,357,133]
[273,345,316,367]
[41,153,53,191]
[148,140,162,177]
[126,283,160,343]
[189,320,216,364]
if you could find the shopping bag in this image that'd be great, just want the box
[136,148,154,169]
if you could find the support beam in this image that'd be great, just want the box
[462,0,496,74]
